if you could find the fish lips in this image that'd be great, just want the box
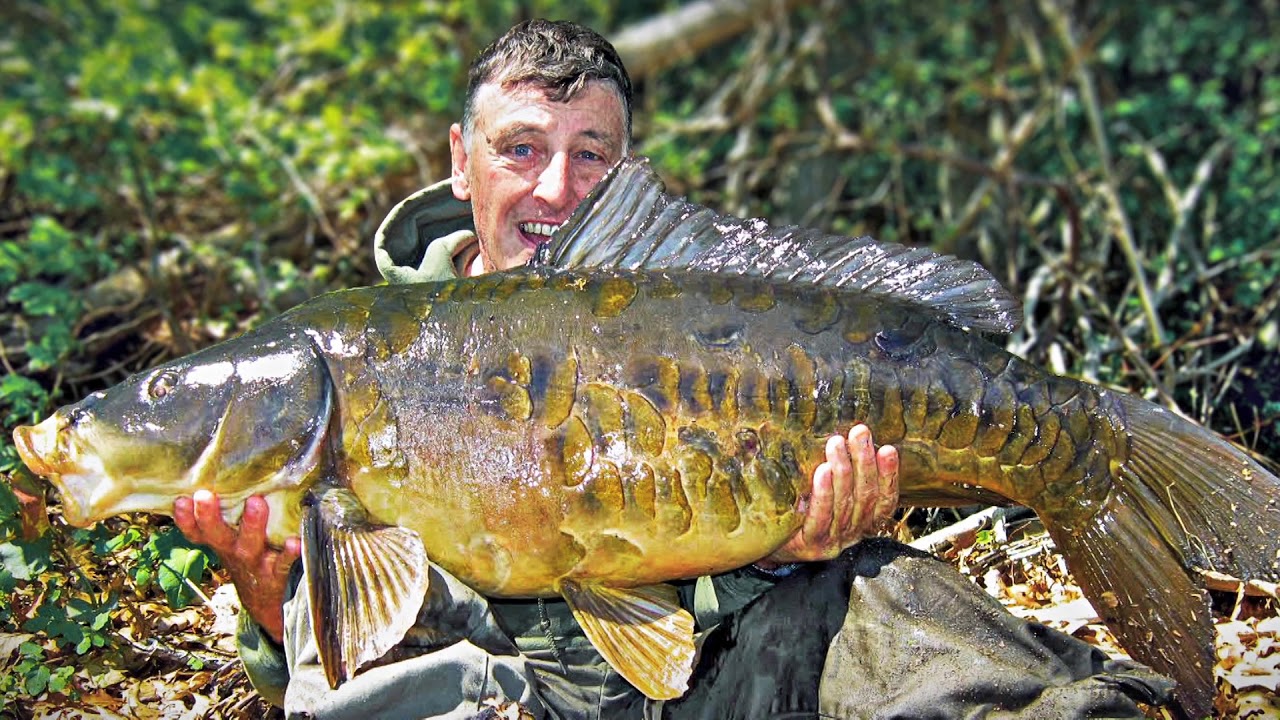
[12,419,93,527]
[12,422,56,477]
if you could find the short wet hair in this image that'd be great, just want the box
[460,19,633,147]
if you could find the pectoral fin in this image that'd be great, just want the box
[559,580,695,700]
[301,486,429,688]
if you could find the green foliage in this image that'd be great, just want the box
[0,518,212,707]
[22,583,116,655]
[136,527,212,609]
[1,642,77,699]
[0,532,112,705]
[0,535,52,589]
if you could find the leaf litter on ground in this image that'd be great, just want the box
[919,509,1280,719]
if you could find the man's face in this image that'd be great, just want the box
[449,80,628,274]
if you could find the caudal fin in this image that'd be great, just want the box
[1046,392,1280,719]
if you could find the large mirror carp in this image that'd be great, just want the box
[13,158,1280,717]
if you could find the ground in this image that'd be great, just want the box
[2,510,1277,719]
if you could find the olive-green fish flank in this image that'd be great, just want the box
[305,270,833,594]
[269,268,1122,601]
[329,269,1270,710]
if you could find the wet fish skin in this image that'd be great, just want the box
[12,335,330,539]
[305,270,824,597]
[13,266,1279,715]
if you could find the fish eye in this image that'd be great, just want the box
[148,371,178,400]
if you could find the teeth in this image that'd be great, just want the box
[520,222,560,237]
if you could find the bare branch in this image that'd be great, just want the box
[611,0,820,80]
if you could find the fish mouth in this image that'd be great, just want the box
[13,423,56,477]
[12,419,92,527]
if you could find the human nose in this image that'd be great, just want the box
[532,152,573,209]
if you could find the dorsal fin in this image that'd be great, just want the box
[539,157,1023,334]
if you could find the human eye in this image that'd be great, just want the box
[496,131,542,160]
[577,145,619,165]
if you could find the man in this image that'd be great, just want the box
[177,19,1172,719]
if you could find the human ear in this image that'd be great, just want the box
[449,123,471,201]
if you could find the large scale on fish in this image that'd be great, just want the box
[14,158,1280,719]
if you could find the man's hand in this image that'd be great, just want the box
[757,424,899,568]
[173,490,300,643]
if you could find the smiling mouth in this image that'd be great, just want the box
[519,221,561,242]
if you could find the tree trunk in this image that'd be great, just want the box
[611,0,819,79]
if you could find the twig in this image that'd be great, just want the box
[1135,135,1230,300]
[947,104,1051,250]
[1068,276,1181,409]
[243,125,340,244]
[610,0,820,80]
[1039,0,1165,346]
[909,506,1003,554]
[1199,569,1279,599]
[813,90,1081,266]
[1197,246,1280,284]
[1173,338,1255,382]
[0,332,15,374]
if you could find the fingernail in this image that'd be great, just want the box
[193,489,213,502]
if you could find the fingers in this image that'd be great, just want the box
[190,489,240,553]
[803,455,836,551]
[173,491,300,565]
[171,491,299,638]
[237,495,270,560]
[762,423,896,568]
[845,424,880,539]
[874,444,900,527]
[826,431,856,538]
[174,490,234,550]
[762,456,837,566]
[277,536,303,576]
[173,496,200,541]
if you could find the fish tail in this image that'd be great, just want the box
[1043,391,1280,719]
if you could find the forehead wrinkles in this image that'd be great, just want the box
[465,81,626,148]
[498,72,589,102]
